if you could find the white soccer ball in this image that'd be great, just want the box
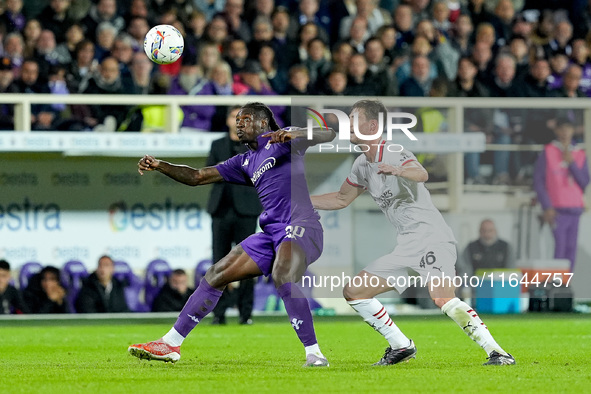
[144,24,184,65]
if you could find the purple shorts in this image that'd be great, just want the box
[241,221,323,276]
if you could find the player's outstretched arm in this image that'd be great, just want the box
[262,126,336,146]
[377,161,429,182]
[311,180,365,210]
[137,155,223,186]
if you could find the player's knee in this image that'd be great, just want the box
[342,283,356,300]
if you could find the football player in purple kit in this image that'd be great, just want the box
[129,102,336,367]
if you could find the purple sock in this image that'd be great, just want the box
[173,279,223,337]
[277,282,318,347]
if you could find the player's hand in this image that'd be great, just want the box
[377,163,404,176]
[543,208,556,226]
[262,127,302,143]
[562,149,573,164]
[138,155,160,175]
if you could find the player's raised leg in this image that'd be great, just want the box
[344,271,416,366]
[128,245,262,363]
[272,241,328,367]
[430,281,516,365]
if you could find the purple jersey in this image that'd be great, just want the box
[216,134,320,229]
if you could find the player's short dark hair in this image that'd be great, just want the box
[241,102,280,131]
[0,259,10,271]
[351,99,388,124]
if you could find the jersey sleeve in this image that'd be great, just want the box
[215,153,252,185]
[384,147,418,166]
[346,156,367,189]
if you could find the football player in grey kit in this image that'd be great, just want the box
[311,99,515,366]
[129,102,336,367]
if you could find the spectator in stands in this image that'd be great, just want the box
[1,0,26,34]
[66,39,97,94]
[54,23,84,66]
[24,266,69,314]
[364,36,398,96]
[493,0,515,46]
[23,19,41,59]
[450,14,473,57]
[76,255,129,313]
[204,15,229,49]
[304,37,331,92]
[33,29,63,77]
[296,22,320,62]
[3,32,25,71]
[151,269,193,312]
[485,53,518,97]
[123,0,153,26]
[167,51,216,131]
[322,66,348,95]
[258,43,287,94]
[461,219,514,277]
[432,0,452,38]
[395,36,439,85]
[94,22,118,61]
[471,41,494,86]
[198,41,222,78]
[207,60,236,131]
[544,20,573,59]
[291,0,331,42]
[0,259,28,314]
[393,4,415,50]
[247,16,274,60]
[376,25,399,65]
[14,58,59,131]
[111,33,137,87]
[465,0,497,29]
[534,117,590,273]
[224,38,248,73]
[37,0,76,44]
[270,6,298,71]
[330,41,354,70]
[547,52,569,89]
[185,11,207,54]
[285,64,312,95]
[339,0,391,40]
[126,16,150,50]
[556,64,584,98]
[244,0,274,26]
[81,0,125,43]
[415,18,460,81]
[530,10,554,48]
[218,0,251,43]
[194,0,225,21]
[0,57,18,130]
[345,52,381,96]
[82,56,129,131]
[345,16,371,54]
[570,38,591,96]
[206,105,262,325]
[129,51,154,95]
[400,54,434,96]
[509,35,530,79]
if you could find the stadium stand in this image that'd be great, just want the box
[18,262,43,291]
[143,259,172,308]
[61,260,89,313]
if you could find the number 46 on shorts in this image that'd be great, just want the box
[419,251,436,268]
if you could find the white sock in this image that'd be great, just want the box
[162,328,185,347]
[441,297,508,356]
[348,299,410,349]
[305,343,326,358]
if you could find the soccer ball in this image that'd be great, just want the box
[144,25,184,65]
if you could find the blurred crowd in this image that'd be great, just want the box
[0,0,589,182]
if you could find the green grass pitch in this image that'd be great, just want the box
[0,314,589,393]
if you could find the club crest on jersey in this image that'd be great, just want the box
[250,157,276,183]
[265,141,271,150]
[375,190,394,210]
[242,158,249,166]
